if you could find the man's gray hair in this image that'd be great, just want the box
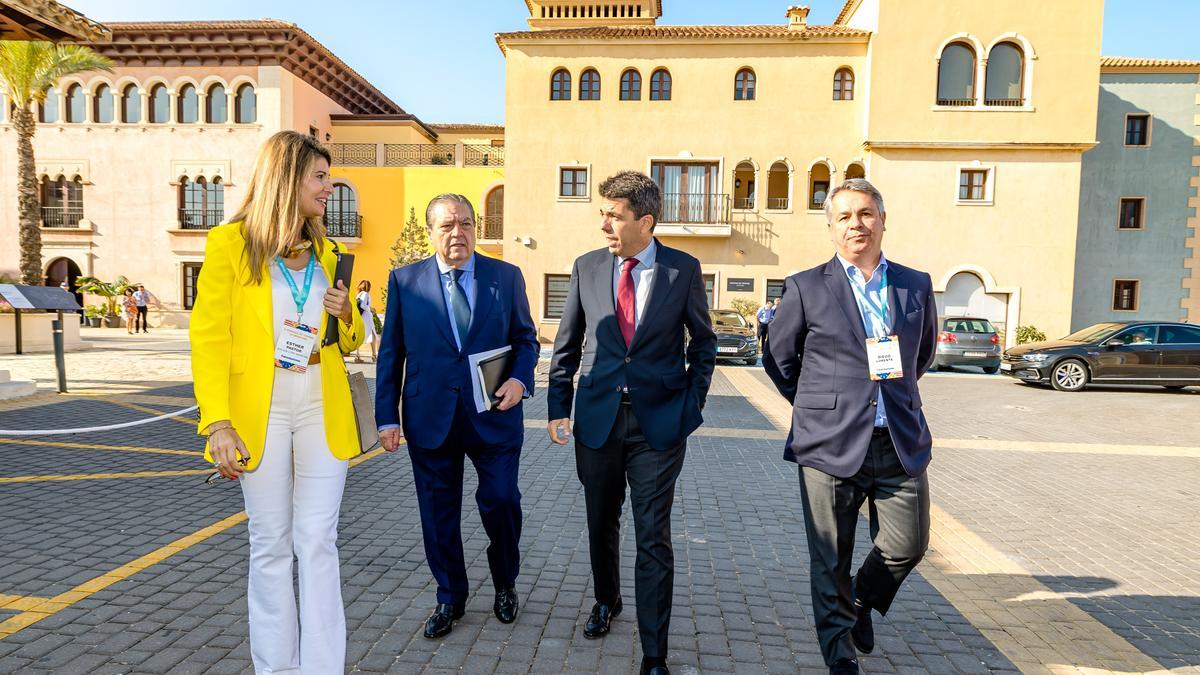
[599,170,662,229]
[425,193,476,228]
[823,178,886,223]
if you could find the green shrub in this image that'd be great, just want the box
[1016,325,1047,344]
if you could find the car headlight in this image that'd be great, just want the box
[1022,353,1051,363]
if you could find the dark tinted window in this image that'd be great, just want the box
[710,311,749,328]
[1064,323,1124,343]
[1114,326,1157,344]
[942,318,995,333]
[1158,325,1200,345]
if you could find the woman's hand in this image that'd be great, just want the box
[324,279,353,325]
[210,428,249,479]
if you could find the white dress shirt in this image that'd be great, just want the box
[612,239,657,330]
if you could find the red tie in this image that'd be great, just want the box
[617,257,638,347]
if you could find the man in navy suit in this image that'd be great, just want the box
[548,171,716,675]
[764,179,939,675]
[375,194,539,639]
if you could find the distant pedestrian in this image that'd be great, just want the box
[133,284,152,333]
[756,300,776,350]
[121,288,138,334]
[353,280,377,363]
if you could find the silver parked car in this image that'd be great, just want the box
[934,317,1002,373]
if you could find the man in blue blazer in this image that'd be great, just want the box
[375,194,539,639]
[548,171,717,675]
[764,179,939,675]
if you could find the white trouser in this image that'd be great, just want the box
[240,364,348,675]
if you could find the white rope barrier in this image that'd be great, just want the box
[0,405,199,436]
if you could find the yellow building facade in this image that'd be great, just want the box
[497,0,1104,345]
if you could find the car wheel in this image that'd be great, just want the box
[983,366,998,375]
[744,358,758,366]
[1050,359,1089,392]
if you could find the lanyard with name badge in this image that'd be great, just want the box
[854,268,904,381]
[273,252,319,373]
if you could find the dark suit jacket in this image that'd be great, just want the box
[763,256,939,478]
[548,240,717,451]
[374,254,539,450]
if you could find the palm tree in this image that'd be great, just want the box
[0,41,112,284]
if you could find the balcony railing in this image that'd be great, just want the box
[330,143,377,167]
[985,97,1025,107]
[178,208,224,230]
[464,144,504,167]
[936,97,976,107]
[384,144,456,167]
[41,206,83,228]
[767,197,790,210]
[325,212,363,238]
[476,215,503,240]
[660,193,730,225]
[733,197,755,210]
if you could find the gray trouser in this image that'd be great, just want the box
[799,429,930,665]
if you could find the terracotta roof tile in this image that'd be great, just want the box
[496,23,870,52]
[431,123,505,132]
[1100,56,1200,70]
[833,0,858,26]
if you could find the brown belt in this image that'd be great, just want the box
[308,351,321,365]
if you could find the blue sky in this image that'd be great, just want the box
[66,0,1200,124]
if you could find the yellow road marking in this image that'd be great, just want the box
[721,367,1167,674]
[0,594,51,612]
[0,438,200,457]
[95,399,197,427]
[0,445,391,641]
[0,469,211,484]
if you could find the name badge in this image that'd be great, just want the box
[274,320,318,373]
[866,335,904,381]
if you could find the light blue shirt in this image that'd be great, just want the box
[436,253,476,351]
[612,239,657,330]
[836,252,891,428]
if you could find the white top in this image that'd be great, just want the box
[356,290,373,313]
[269,254,329,342]
[611,239,657,330]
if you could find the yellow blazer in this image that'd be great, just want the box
[191,222,365,469]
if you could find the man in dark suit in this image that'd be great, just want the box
[764,179,939,674]
[375,194,539,639]
[547,171,717,675]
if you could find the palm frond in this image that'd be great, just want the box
[0,41,112,106]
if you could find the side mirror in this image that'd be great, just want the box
[1103,338,1125,348]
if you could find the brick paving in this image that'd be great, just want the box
[0,337,1197,673]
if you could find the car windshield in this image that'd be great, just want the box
[1062,323,1125,343]
[942,318,995,333]
[710,311,749,328]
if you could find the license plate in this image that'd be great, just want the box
[718,346,740,354]
[1000,363,1012,372]
[964,351,988,357]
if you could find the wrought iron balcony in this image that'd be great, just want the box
[330,143,377,167]
[985,97,1025,107]
[660,193,730,225]
[936,97,976,107]
[178,208,224,230]
[325,212,363,238]
[41,206,83,228]
[384,144,456,167]
[476,215,503,241]
[464,144,504,167]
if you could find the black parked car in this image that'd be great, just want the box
[710,309,759,366]
[1001,321,1200,392]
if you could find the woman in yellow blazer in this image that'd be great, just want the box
[190,131,363,674]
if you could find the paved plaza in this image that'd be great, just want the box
[0,330,1198,674]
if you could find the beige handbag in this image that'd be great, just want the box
[347,370,380,454]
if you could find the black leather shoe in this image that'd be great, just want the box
[830,657,860,674]
[423,602,465,639]
[493,585,519,624]
[582,598,622,638]
[639,656,669,675]
[850,599,874,654]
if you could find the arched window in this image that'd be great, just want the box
[550,69,571,101]
[767,162,790,210]
[206,84,227,123]
[580,68,601,101]
[120,84,140,123]
[93,84,114,123]
[235,84,256,123]
[809,163,831,210]
[734,68,756,101]
[985,42,1024,106]
[733,161,756,210]
[38,88,58,123]
[64,84,85,123]
[833,68,854,101]
[846,163,866,180]
[179,176,224,229]
[177,84,198,123]
[937,43,977,106]
[482,185,504,239]
[148,84,169,123]
[40,176,84,227]
[650,68,671,101]
[620,69,641,101]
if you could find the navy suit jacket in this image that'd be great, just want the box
[548,240,717,451]
[763,256,939,478]
[374,254,539,450]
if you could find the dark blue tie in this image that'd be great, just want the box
[450,268,471,345]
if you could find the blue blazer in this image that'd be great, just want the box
[548,241,717,451]
[763,256,939,478]
[374,254,539,450]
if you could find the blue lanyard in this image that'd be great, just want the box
[274,253,316,321]
[851,268,889,330]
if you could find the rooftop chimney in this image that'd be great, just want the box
[786,5,810,31]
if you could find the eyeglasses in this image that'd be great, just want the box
[204,455,249,485]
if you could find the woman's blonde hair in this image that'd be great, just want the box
[231,131,332,284]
